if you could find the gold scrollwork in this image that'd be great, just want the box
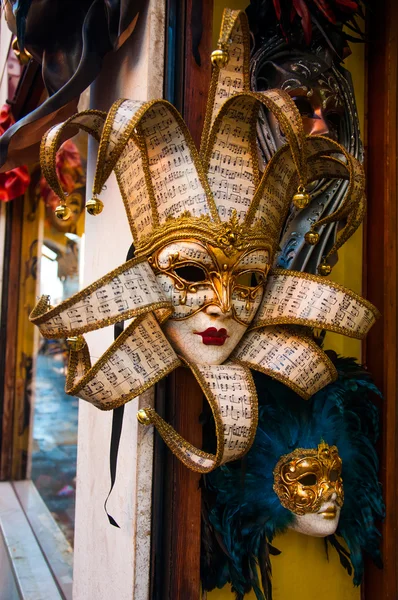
[150,237,270,325]
[273,443,344,515]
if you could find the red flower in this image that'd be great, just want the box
[39,139,84,207]
[0,167,30,202]
[0,104,30,201]
[0,104,14,135]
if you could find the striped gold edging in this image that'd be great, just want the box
[93,98,220,225]
[40,110,106,203]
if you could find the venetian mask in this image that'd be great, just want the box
[151,240,270,364]
[273,443,344,537]
[30,8,378,475]
[255,57,345,143]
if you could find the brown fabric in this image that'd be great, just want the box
[0,0,146,172]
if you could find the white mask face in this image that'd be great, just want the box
[289,496,341,537]
[150,241,270,364]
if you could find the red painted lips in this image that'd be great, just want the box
[194,327,229,346]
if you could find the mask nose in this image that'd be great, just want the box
[320,480,332,495]
[210,271,233,314]
[204,304,232,318]
[308,108,329,136]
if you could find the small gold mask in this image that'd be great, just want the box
[273,443,344,515]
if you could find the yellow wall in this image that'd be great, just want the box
[326,41,365,362]
[209,3,365,600]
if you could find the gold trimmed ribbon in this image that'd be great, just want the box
[232,326,337,400]
[201,8,251,155]
[252,269,380,339]
[30,257,181,410]
[65,313,181,410]
[203,90,307,225]
[93,98,219,243]
[138,361,258,473]
[40,110,107,204]
[30,257,172,338]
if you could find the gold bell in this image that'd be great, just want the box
[318,260,332,276]
[66,336,86,352]
[86,197,104,216]
[211,48,229,68]
[305,230,319,245]
[137,408,151,426]
[292,186,311,210]
[55,204,72,221]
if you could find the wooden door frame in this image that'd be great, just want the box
[0,60,43,481]
[364,0,398,598]
[151,1,213,598]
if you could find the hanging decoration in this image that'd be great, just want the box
[39,139,86,231]
[249,0,365,273]
[29,10,378,478]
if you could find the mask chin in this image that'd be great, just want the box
[163,310,247,365]
[289,505,341,538]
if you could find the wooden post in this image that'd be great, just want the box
[0,198,23,480]
[152,1,213,598]
[0,55,43,481]
[364,0,398,597]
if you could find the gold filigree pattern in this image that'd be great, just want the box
[149,235,269,324]
[273,443,344,515]
[137,210,271,258]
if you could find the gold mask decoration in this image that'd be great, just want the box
[150,240,270,321]
[273,443,344,516]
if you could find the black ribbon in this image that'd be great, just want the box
[104,404,125,527]
[104,243,135,527]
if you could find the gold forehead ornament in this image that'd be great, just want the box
[30,9,379,473]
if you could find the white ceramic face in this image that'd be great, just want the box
[289,494,341,537]
[152,241,270,364]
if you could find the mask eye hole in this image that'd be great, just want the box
[291,96,315,118]
[298,474,317,486]
[235,272,264,287]
[174,265,207,283]
[329,470,339,482]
